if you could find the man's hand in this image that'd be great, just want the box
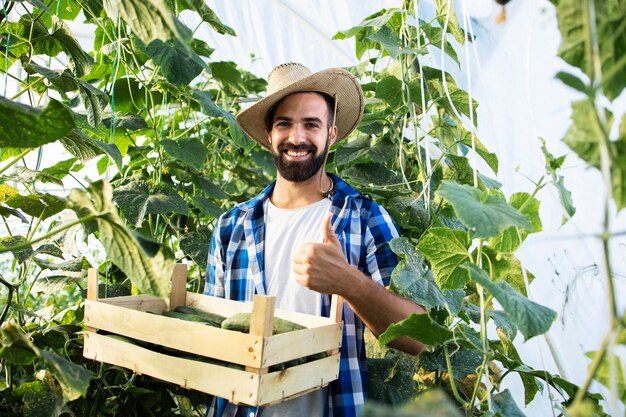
[292,212,352,294]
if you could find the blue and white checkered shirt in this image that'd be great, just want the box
[204,174,399,417]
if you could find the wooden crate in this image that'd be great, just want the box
[83,264,344,407]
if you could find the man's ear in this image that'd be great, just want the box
[329,125,338,146]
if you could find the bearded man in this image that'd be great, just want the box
[205,63,425,417]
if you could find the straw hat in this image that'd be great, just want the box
[236,63,364,150]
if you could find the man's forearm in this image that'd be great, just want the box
[336,266,426,356]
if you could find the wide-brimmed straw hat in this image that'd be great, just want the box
[236,63,364,150]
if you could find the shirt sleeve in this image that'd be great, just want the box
[363,203,400,287]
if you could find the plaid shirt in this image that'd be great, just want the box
[204,174,399,417]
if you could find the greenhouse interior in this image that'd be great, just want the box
[1,0,625,416]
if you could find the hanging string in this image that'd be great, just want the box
[3,0,12,97]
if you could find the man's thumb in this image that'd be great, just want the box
[322,212,339,245]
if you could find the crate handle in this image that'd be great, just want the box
[329,294,343,323]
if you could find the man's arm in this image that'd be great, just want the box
[292,213,425,356]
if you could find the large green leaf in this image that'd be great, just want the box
[68,180,176,297]
[436,181,531,239]
[5,193,67,220]
[138,38,205,85]
[50,16,94,77]
[104,0,181,44]
[489,192,541,254]
[0,97,76,148]
[379,313,453,347]
[563,100,605,167]
[342,162,403,191]
[112,180,188,226]
[390,238,464,314]
[175,0,235,35]
[76,79,108,127]
[435,0,465,44]
[417,228,471,290]
[368,26,427,59]
[551,0,626,100]
[3,166,63,187]
[60,129,123,168]
[160,138,208,171]
[465,263,556,340]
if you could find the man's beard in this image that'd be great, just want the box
[272,139,329,182]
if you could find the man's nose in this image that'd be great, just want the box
[288,123,307,143]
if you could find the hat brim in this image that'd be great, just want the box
[236,68,364,150]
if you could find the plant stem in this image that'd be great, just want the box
[0,148,32,175]
[0,214,98,255]
[0,274,16,326]
[572,327,611,404]
[444,344,468,406]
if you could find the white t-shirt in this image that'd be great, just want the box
[260,197,331,417]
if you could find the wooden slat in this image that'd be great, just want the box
[98,294,167,313]
[84,300,264,367]
[84,332,262,405]
[85,268,99,332]
[257,353,341,406]
[169,264,187,310]
[262,323,343,367]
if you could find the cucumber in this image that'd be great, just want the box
[162,310,219,326]
[221,313,305,334]
[173,306,226,327]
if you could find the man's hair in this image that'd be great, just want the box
[264,91,335,133]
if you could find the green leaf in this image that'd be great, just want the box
[540,139,576,219]
[376,76,403,109]
[390,238,463,314]
[435,0,465,44]
[33,256,86,272]
[555,71,590,94]
[14,380,65,417]
[68,180,176,297]
[0,97,76,148]
[41,158,77,181]
[17,0,51,12]
[20,58,79,93]
[387,196,430,234]
[191,196,223,219]
[379,313,453,347]
[40,350,93,401]
[0,236,33,263]
[60,129,123,168]
[192,176,228,199]
[102,114,148,131]
[465,263,556,340]
[112,180,188,226]
[160,138,208,171]
[420,22,460,66]
[417,228,471,290]
[175,0,235,35]
[585,350,626,403]
[33,243,65,258]
[552,0,626,100]
[360,388,462,417]
[437,181,531,238]
[458,132,499,175]
[367,354,417,405]
[104,0,181,44]
[563,100,605,167]
[420,348,483,380]
[50,16,94,77]
[179,227,211,269]
[5,193,67,220]
[368,26,427,59]
[3,166,63,186]
[76,79,108,127]
[491,389,527,417]
[138,38,205,85]
[342,162,403,191]
[489,192,541,254]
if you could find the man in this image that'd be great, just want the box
[205,63,425,417]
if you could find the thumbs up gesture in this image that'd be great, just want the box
[292,212,351,295]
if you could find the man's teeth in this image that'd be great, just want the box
[287,150,308,157]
